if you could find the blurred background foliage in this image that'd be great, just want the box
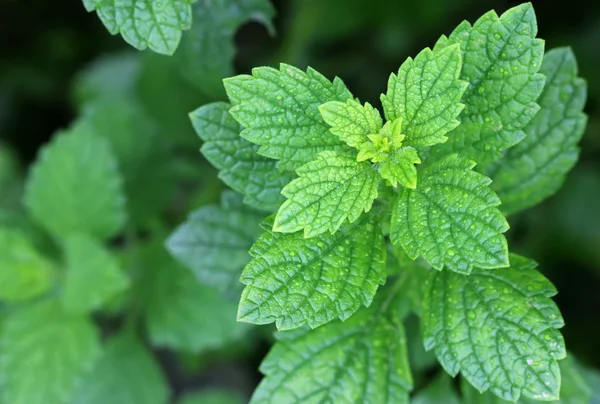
[1,0,599,402]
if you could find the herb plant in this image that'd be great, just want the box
[168,2,591,402]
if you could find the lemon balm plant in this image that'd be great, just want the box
[168,2,591,402]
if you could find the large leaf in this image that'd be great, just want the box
[238,211,386,330]
[25,126,126,241]
[489,48,588,215]
[422,255,566,401]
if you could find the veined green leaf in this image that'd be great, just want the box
[391,154,509,273]
[83,0,194,55]
[423,255,566,401]
[25,126,126,241]
[251,290,412,403]
[380,146,421,189]
[239,211,386,330]
[318,99,383,149]
[489,48,587,215]
[224,64,354,171]
[0,301,100,404]
[191,102,294,212]
[430,3,545,163]
[274,151,379,237]
[381,44,468,148]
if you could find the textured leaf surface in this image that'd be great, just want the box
[25,127,126,241]
[0,228,54,302]
[191,102,294,212]
[178,390,243,404]
[176,0,275,98]
[274,151,379,237]
[0,301,100,404]
[70,333,169,404]
[239,212,386,330]
[391,154,509,273]
[381,44,468,147]
[380,146,421,188]
[224,64,354,170]
[61,234,129,314]
[422,255,566,401]
[489,48,587,215]
[430,3,545,163]
[83,0,194,55]
[167,191,263,293]
[142,243,248,353]
[251,291,412,403]
[318,99,382,149]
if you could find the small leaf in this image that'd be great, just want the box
[70,333,169,404]
[61,234,129,314]
[25,126,126,241]
[379,146,421,188]
[391,154,509,273]
[251,292,412,403]
[489,48,588,215]
[318,99,383,149]
[191,102,294,212]
[239,211,386,330]
[422,255,566,402]
[167,191,264,293]
[430,3,545,163]
[83,0,194,55]
[141,243,248,353]
[0,301,101,404]
[224,64,354,171]
[0,228,54,302]
[274,151,379,237]
[381,43,468,147]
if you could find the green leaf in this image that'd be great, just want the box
[251,291,412,403]
[167,191,264,293]
[380,146,421,188]
[412,374,461,404]
[489,48,587,215]
[381,44,468,148]
[224,64,354,171]
[238,211,386,330]
[0,228,54,302]
[70,333,169,404]
[83,0,194,55]
[25,126,126,241]
[177,390,243,404]
[273,151,379,237]
[430,3,545,163]
[141,243,248,353]
[176,0,275,98]
[191,102,294,212]
[579,363,600,404]
[391,154,509,273]
[318,99,383,149]
[61,234,129,314]
[422,255,566,401]
[386,245,429,318]
[0,301,101,404]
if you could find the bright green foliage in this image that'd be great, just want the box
[61,234,129,314]
[141,243,248,353]
[191,102,294,212]
[82,0,194,55]
[0,228,54,302]
[167,191,264,292]
[412,374,461,404]
[224,64,354,171]
[70,333,169,404]
[178,390,243,404]
[391,154,509,273]
[25,127,126,241]
[251,293,412,403]
[381,44,468,147]
[318,99,383,149]
[422,255,566,401]
[489,48,588,215]
[379,146,421,188]
[430,3,545,163]
[273,151,379,237]
[238,212,386,330]
[386,245,429,318]
[176,0,275,98]
[0,301,100,404]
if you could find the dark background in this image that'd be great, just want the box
[1,0,599,393]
